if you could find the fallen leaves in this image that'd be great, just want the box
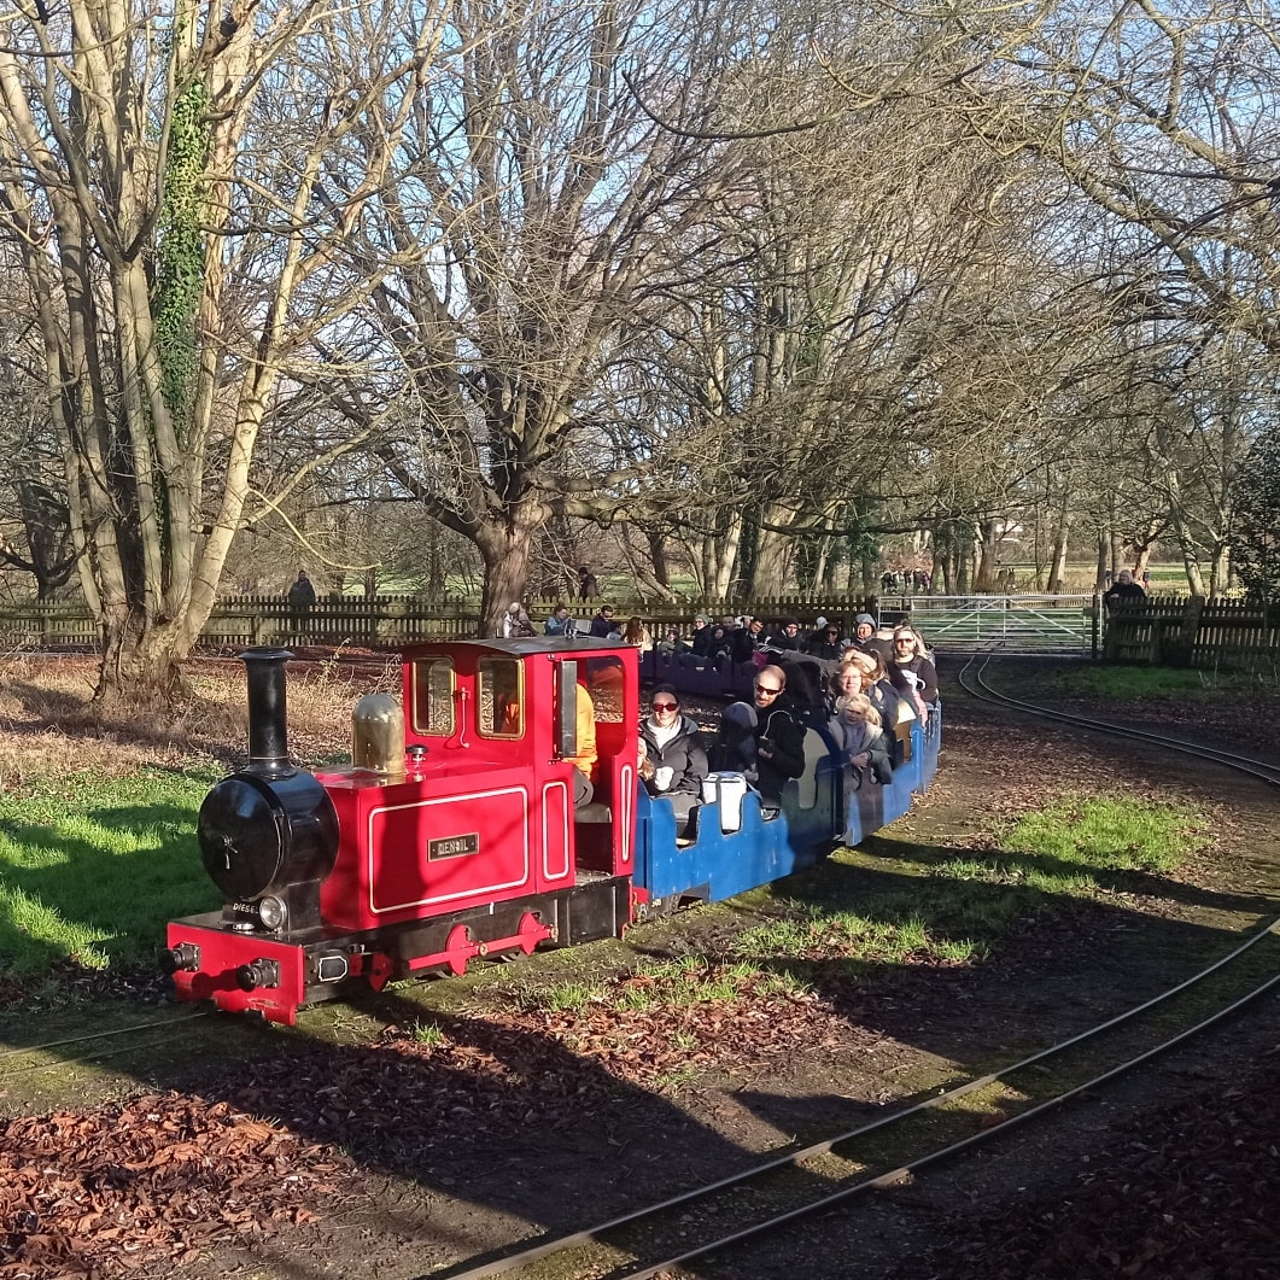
[0,1094,344,1278]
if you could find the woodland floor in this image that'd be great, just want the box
[0,654,1276,1279]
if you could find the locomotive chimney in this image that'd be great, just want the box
[241,648,295,777]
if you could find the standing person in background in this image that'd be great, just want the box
[577,565,599,602]
[544,604,575,637]
[1104,569,1147,610]
[287,570,317,637]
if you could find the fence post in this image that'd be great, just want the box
[1090,591,1100,661]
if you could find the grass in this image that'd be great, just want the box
[0,766,218,973]
[1045,665,1276,701]
[1007,794,1205,874]
[734,907,982,969]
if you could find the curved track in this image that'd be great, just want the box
[431,654,1280,1280]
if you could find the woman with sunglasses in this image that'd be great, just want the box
[892,627,938,707]
[639,685,709,830]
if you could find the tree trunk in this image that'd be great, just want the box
[95,616,185,708]
[754,507,793,597]
[710,513,743,600]
[1048,512,1070,595]
[646,528,670,588]
[974,519,999,592]
[1209,544,1229,597]
[1095,531,1108,593]
[477,516,541,638]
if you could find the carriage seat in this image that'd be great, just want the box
[575,802,612,824]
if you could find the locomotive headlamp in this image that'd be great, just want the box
[256,895,286,931]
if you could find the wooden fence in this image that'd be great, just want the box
[0,593,887,653]
[1104,596,1279,668]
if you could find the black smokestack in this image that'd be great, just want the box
[241,648,294,776]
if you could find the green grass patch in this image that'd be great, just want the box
[734,905,982,970]
[1008,794,1206,874]
[0,766,217,974]
[1046,665,1275,701]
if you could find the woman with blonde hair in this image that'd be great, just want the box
[836,692,892,782]
[892,626,938,708]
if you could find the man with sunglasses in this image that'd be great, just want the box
[639,685,708,831]
[713,664,806,813]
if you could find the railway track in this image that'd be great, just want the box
[430,653,1280,1280]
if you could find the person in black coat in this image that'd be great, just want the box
[713,664,806,809]
[589,605,616,637]
[805,622,844,661]
[1103,570,1147,610]
[769,619,802,651]
[639,685,708,831]
[892,628,938,706]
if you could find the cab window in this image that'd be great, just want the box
[478,657,524,738]
[582,656,624,722]
[412,658,455,735]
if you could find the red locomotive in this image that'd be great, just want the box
[163,642,639,1023]
[163,639,940,1024]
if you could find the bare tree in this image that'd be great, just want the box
[0,0,444,700]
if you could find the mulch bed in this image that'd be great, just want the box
[905,1058,1280,1280]
[0,1094,347,1278]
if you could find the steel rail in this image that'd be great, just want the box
[958,651,1280,789]
[614,960,1280,1280]
[596,655,1280,1279]
[0,1010,210,1063]
[432,652,1280,1280]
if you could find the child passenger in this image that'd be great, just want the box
[836,693,893,784]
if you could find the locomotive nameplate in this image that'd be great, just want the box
[428,832,480,861]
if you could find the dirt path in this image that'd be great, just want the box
[2,657,1277,1280]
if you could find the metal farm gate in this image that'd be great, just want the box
[880,594,1095,654]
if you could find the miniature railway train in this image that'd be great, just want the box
[162,639,941,1024]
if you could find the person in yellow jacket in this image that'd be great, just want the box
[567,683,598,807]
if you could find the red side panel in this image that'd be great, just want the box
[539,778,571,888]
[166,921,306,1026]
[368,784,532,917]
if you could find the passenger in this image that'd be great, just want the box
[544,604,575,637]
[589,604,616,638]
[844,648,909,729]
[770,619,802,651]
[836,694,893,783]
[712,664,806,811]
[733,617,765,664]
[806,622,844,661]
[639,685,708,830]
[566,682,598,808]
[806,615,830,649]
[501,601,536,639]
[864,617,897,665]
[1104,569,1147,609]
[892,627,938,707]
[705,623,733,662]
[690,614,713,658]
[851,613,877,649]
[657,626,684,657]
[623,615,653,653]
